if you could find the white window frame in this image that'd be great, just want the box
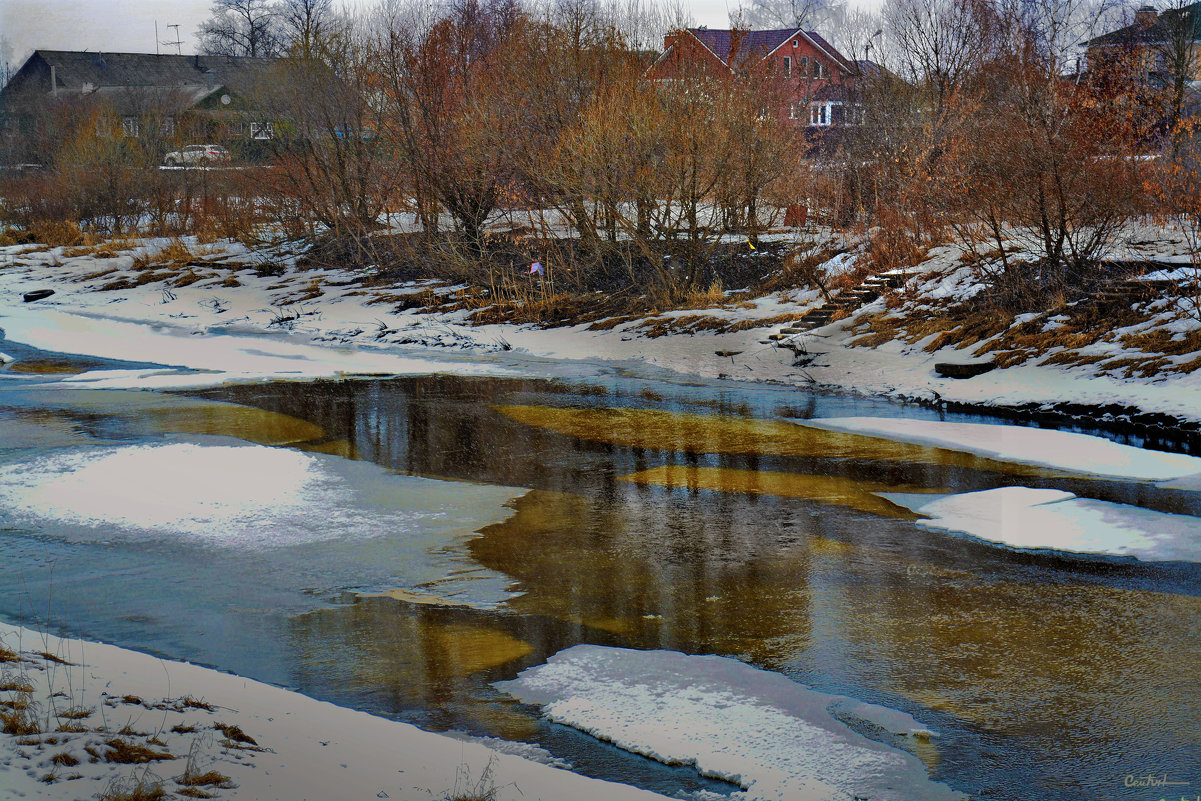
[814,60,828,80]
[251,121,274,140]
[782,56,791,76]
[159,118,175,137]
[122,117,139,137]
[789,101,803,120]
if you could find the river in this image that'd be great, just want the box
[1,341,1198,801]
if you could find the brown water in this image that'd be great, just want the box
[2,364,1199,800]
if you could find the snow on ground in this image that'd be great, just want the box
[0,623,673,801]
[794,417,1201,482]
[4,231,1201,429]
[882,486,1201,562]
[0,305,516,389]
[497,645,964,801]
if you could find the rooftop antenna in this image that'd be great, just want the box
[161,23,183,55]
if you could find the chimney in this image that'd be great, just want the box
[205,69,215,91]
[1136,5,1158,27]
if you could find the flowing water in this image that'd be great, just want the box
[1,345,1198,801]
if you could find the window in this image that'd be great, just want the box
[814,60,828,80]
[250,121,273,139]
[789,102,803,120]
[782,56,791,76]
[159,118,175,137]
[792,39,799,47]
[810,103,828,126]
[122,117,139,137]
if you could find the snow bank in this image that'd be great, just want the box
[0,623,672,801]
[795,417,1201,482]
[0,306,515,388]
[497,645,964,801]
[883,486,1201,562]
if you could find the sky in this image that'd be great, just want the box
[1,0,883,71]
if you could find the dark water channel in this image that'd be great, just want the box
[1,357,1199,801]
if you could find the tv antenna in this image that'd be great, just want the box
[158,23,183,55]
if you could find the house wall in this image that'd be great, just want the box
[646,31,855,129]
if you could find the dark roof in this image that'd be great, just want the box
[2,50,280,114]
[687,28,855,73]
[1085,3,1201,47]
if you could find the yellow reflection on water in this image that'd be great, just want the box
[837,578,1201,744]
[141,402,325,446]
[292,603,540,739]
[4,362,82,374]
[619,465,935,519]
[495,405,1058,477]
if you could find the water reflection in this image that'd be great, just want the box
[1,366,1198,801]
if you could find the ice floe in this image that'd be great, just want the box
[795,417,1201,482]
[0,441,527,604]
[497,645,964,801]
[883,486,1201,562]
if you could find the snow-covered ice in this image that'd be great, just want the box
[883,486,1201,562]
[795,417,1201,482]
[497,645,964,801]
[0,440,527,605]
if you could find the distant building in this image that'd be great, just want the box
[0,50,282,164]
[1083,4,1201,82]
[646,27,870,130]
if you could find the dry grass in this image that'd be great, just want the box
[1,692,41,735]
[96,768,166,801]
[57,705,93,720]
[103,738,174,764]
[213,722,258,748]
[51,751,80,767]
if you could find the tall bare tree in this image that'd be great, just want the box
[199,0,283,58]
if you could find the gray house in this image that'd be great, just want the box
[0,50,282,164]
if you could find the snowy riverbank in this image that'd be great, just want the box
[0,622,674,801]
[3,232,1201,429]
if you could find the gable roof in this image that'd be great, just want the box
[1,50,280,114]
[1085,3,1201,47]
[685,28,856,74]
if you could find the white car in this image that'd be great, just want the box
[163,144,231,167]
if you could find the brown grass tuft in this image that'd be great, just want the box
[51,751,80,767]
[103,738,174,764]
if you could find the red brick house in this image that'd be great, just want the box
[646,27,864,128]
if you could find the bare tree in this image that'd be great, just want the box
[735,0,845,30]
[280,0,338,58]
[199,0,284,58]
[1156,0,1201,148]
[882,0,995,110]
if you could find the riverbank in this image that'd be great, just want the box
[3,231,1201,443]
[0,621,673,801]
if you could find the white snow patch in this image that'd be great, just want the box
[795,417,1201,482]
[497,645,964,801]
[0,623,671,801]
[883,486,1201,562]
[0,307,515,388]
